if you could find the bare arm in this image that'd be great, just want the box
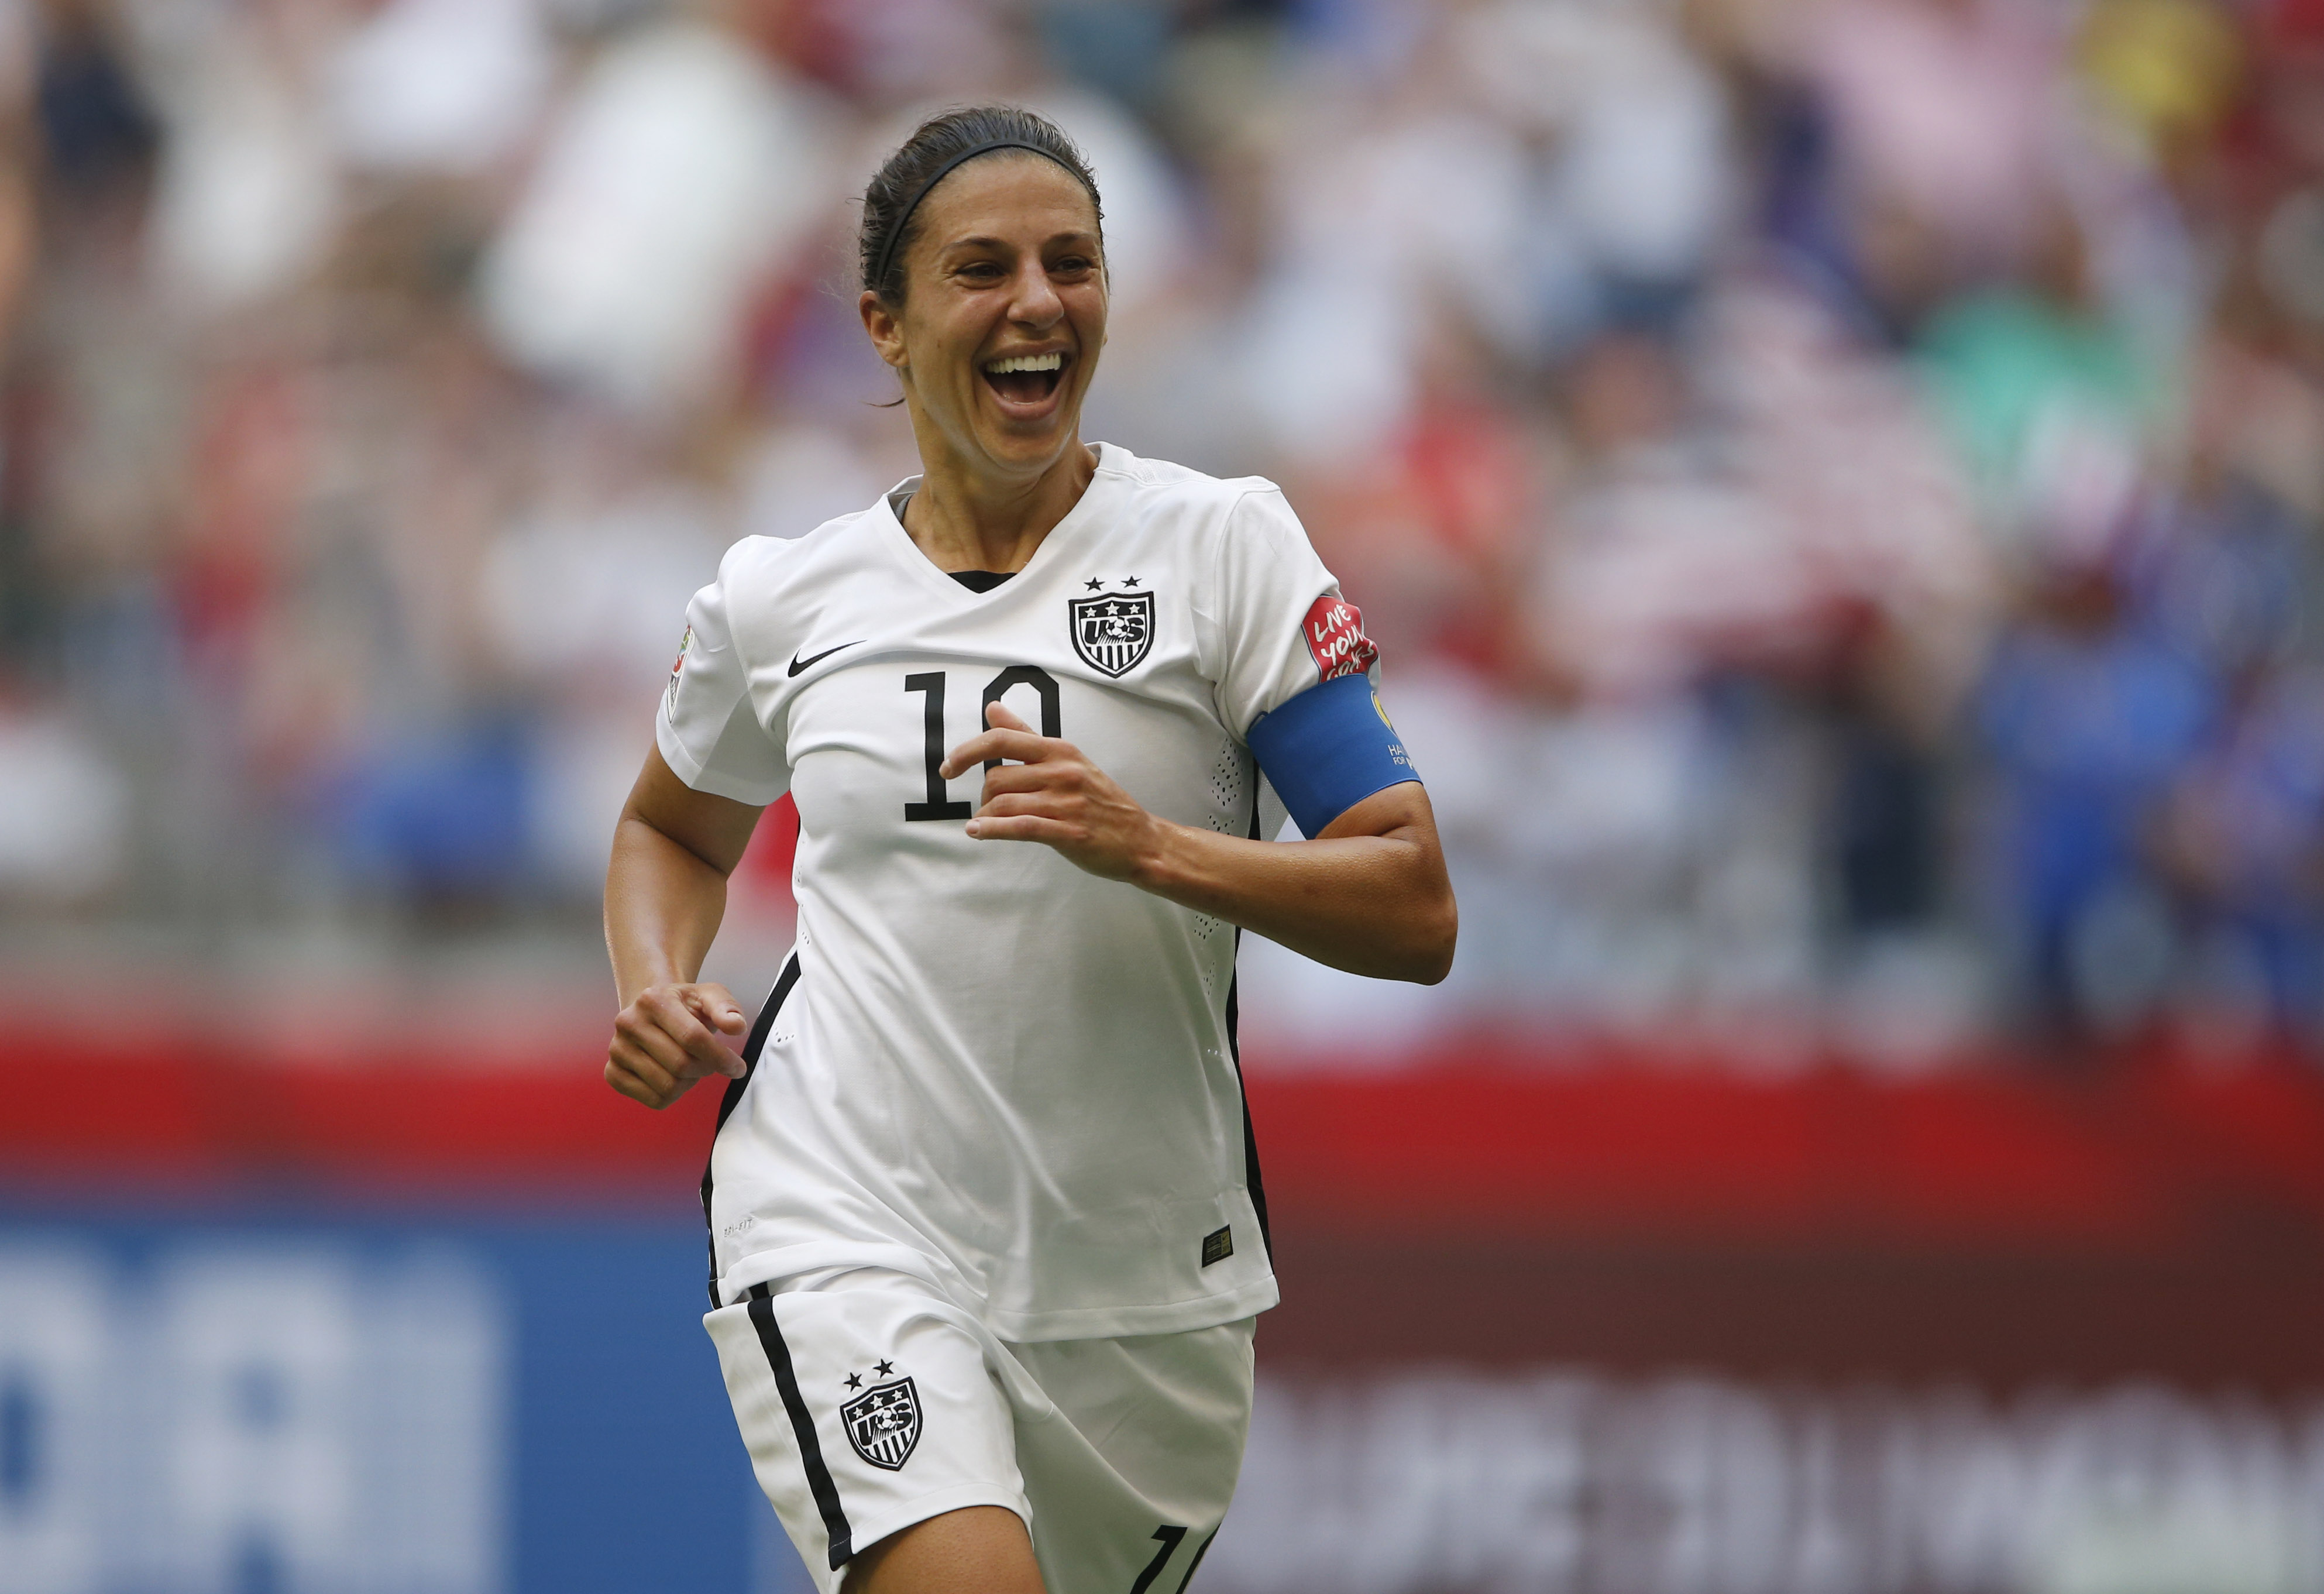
[943,705,1456,983]
[602,747,766,1108]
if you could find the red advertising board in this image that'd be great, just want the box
[11,1011,2323,1386]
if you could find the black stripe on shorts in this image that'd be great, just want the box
[747,1281,855,1569]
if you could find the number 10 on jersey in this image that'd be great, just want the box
[903,667,1063,822]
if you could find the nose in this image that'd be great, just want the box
[1007,256,1063,329]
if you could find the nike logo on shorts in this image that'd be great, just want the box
[789,642,862,676]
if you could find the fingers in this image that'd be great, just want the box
[640,984,745,1078]
[961,768,1156,883]
[606,1060,657,1106]
[964,784,1085,840]
[605,1042,695,1108]
[964,813,1079,845]
[972,788,1073,821]
[613,997,694,1079]
[606,984,745,1107]
[984,701,1032,733]
[682,982,750,1041]
[606,1054,695,1109]
[940,726,1051,779]
[974,761,1074,801]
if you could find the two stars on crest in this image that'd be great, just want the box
[844,1359,896,1391]
[1083,576,1140,590]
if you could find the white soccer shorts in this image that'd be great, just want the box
[704,1267,1256,1594]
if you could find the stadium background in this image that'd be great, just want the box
[5,0,2324,1590]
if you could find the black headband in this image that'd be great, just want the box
[869,139,1092,298]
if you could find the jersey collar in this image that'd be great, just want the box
[873,442,1123,606]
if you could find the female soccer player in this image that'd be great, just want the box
[604,106,1455,1594]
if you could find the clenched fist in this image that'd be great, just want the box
[606,982,747,1109]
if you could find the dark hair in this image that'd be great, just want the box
[858,105,1104,308]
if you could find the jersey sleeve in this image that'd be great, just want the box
[654,549,789,806]
[1208,489,1419,837]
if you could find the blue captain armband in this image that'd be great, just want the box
[1246,672,1422,838]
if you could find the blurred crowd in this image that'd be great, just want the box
[4,0,2324,1060]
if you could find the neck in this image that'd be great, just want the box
[899,420,1098,573]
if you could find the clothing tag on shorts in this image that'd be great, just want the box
[1201,1225,1233,1267]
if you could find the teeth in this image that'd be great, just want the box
[984,352,1064,375]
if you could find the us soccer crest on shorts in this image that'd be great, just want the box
[840,1373,922,1471]
[1070,580,1154,678]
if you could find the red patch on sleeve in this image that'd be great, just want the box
[1302,594,1380,683]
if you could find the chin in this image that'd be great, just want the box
[977,417,1080,472]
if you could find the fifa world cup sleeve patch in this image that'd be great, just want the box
[1247,672,1421,838]
[665,625,692,714]
[1302,594,1379,683]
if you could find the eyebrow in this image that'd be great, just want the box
[938,232,1101,253]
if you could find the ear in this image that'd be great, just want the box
[858,289,907,372]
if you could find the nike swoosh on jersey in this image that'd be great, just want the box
[788,641,862,676]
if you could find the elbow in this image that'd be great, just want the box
[1402,893,1459,986]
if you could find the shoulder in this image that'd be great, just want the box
[715,501,884,589]
[707,497,902,619]
[702,501,891,662]
[1094,443,1298,547]
[1096,442,1276,510]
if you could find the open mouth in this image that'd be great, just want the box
[981,351,1065,406]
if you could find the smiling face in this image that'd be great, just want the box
[860,154,1108,490]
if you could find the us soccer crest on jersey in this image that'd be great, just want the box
[1069,585,1154,677]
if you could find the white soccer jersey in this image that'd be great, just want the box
[660,443,1383,1341]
